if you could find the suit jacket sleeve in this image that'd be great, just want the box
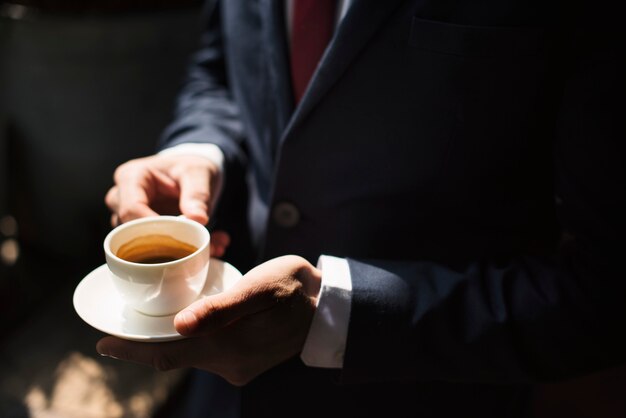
[159,0,246,167]
[340,17,625,385]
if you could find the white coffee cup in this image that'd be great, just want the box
[103,216,211,316]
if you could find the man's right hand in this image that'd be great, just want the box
[105,154,222,227]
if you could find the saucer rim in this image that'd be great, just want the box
[73,258,241,342]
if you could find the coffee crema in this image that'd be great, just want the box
[116,234,198,264]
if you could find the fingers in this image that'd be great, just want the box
[106,186,158,226]
[117,179,161,223]
[209,230,231,258]
[175,166,212,225]
[174,281,274,336]
[96,336,195,371]
[106,155,219,226]
[107,161,163,224]
[107,158,181,225]
[174,292,243,336]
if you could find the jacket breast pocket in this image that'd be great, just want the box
[408,17,544,57]
[398,17,550,206]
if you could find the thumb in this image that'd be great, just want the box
[174,284,273,336]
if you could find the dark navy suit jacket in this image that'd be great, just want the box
[160,0,625,416]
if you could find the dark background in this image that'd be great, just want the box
[0,0,203,335]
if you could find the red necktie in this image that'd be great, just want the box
[290,0,337,104]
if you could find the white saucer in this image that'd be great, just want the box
[73,258,242,342]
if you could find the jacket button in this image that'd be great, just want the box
[272,202,300,228]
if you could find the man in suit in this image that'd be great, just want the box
[98,0,625,416]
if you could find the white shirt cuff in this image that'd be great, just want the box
[300,255,352,369]
[158,143,225,174]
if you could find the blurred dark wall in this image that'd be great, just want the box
[0,1,203,332]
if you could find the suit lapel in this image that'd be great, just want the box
[283,0,407,139]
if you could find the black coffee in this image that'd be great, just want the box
[116,234,198,264]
